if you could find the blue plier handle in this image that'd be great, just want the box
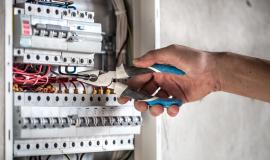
[116,64,186,108]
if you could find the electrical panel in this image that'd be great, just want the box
[11,0,141,159]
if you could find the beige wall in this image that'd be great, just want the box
[160,0,270,160]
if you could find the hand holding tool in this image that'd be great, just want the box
[77,64,186,108]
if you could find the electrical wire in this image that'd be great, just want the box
[46,155,51,160]
[13,65,51,85]
[112,151,134,160]
[65,66,77,74]
[79,153,85,160]
[70,80,77,89]
[57,66,99,82]
[46,154,71,160]
[78,81,86,92]
[61,82,68,91]
[116,36,128,65]
[112,0,128,66]
[64,154,71,160]
[122,151,133,160]
[76,154,80,160]
[58,66,91,79]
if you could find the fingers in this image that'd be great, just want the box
[149,105,164,116]
[118,96,130,104]
[134,101,148,112]
[133,100,181,117]
[167,105,180,117]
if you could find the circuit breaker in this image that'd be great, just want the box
[10,0,142,159]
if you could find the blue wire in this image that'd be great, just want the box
[65,66,77,74]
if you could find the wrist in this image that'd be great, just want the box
[206,52,226,92]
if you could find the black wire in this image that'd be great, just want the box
[58,66,87,78]
[57,66,98,81]
[116,37,128,65]
[64,154,71,160]
[65,66,77,74]
[75,154,79,160]
[79,153,85,160]
[46,155,51,160]
[122,151,133,160]
[50,70,60,76]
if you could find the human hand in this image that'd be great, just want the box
[118,45,220,117]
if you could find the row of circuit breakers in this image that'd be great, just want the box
[12,1,141,158]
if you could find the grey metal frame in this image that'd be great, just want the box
[0,0,14,160]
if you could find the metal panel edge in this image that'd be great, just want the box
[4,0,14,160]
[133,0,161,160]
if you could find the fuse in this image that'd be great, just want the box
[105,88,111,95]
[98,87,103,94]
[92,88,97,95]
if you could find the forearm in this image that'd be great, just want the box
[214,52,270,102]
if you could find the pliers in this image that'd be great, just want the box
[77,64,186,108]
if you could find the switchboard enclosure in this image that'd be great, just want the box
[0,0,161,160]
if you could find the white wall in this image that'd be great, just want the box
[160,0,270,160]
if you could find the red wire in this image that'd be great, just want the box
[70,81,77,89]
[13,64,80,88]
[13,65,51,85]
[78,81,86,91]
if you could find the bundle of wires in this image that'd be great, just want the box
[13,64,90,93]
[112,0,128,66]
[13,64,52,86]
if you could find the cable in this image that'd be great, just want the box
[65,66,77,74]
[112,0,128,66]
[58,66,87,79]
[79,153,85,160]
[46,155,51,160]
[58,66,98,81]
[76,154,79,160]
[78,81,86,92]
[13,65,51,85]
[46,155,70,160]
[116,36,128,65]
[122,151,133,160]
[64,154,71,160]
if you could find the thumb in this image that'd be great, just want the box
[133,47,169,68]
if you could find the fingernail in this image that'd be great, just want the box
[172,109,178,114]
